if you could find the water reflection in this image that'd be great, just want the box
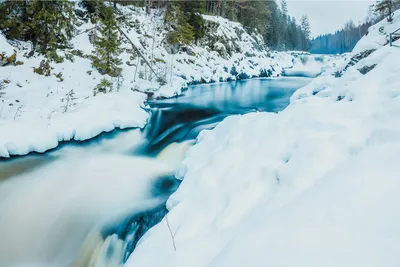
[151,77,312,113]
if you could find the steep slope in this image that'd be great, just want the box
[125,11,400,267]
[0,4,295,158]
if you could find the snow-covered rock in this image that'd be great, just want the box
[125,11,400,267]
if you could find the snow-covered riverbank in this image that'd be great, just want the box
[125,11,400,267]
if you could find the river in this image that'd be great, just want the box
[0,76,312,267]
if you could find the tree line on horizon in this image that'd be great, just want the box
[310,0,400,54]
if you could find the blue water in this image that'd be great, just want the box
[143,77,312,153]
[151,76,311,113]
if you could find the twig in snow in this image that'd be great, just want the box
[166,215,180,251]
[14,105,23,120]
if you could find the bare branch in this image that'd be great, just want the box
[165,215,177,251]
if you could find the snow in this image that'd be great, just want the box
[124,11,400,267]
[0,34,14,55]
[0,91,148,157]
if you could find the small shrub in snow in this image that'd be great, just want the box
[70,49,85,58]
[53,72,64,82]
[65,53,74,62]
[0,51,17,66]
[33,60,53,76]
[156,76,168,86]
[61,89,77,113]
[94,78,113,96]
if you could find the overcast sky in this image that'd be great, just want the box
[286,0,376,37]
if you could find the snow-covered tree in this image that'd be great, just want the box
[375,0,400,22]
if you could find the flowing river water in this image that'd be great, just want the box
[0,76,312,267]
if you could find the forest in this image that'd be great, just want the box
[310,0,400,54]
[0,0,311,57]
[310,20,374,54]
[0,0,397,66]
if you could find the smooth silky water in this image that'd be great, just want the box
[0,76,312,267]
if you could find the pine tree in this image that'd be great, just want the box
[0,0,75,56]
[166,1,205,44]
[281,0,288,18]
[91,6,122,77]
[300,15,311,50]
[26,0,75,54]
[0,1,30,41]
[81,0,103,23]
[179,1,206,42]
[375,0,400,22]
[165,4,195,46]
[237,0,271,35]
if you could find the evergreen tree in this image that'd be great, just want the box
[0,1,30,41]
[263,0,280,48]
[300,15,311,50]
[27,1,75,54]
[0,0,75,56]
[91,6,122,77]
[374,0,400,22]
[170,1,205,43]
[237,0,271,36]
[81,0,103,23]
[281,0,288,18]
[165,4,195,45]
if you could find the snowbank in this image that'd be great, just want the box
[0,91,148,157]
[125,11,400,267]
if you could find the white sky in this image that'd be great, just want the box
[286,0,377,37]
